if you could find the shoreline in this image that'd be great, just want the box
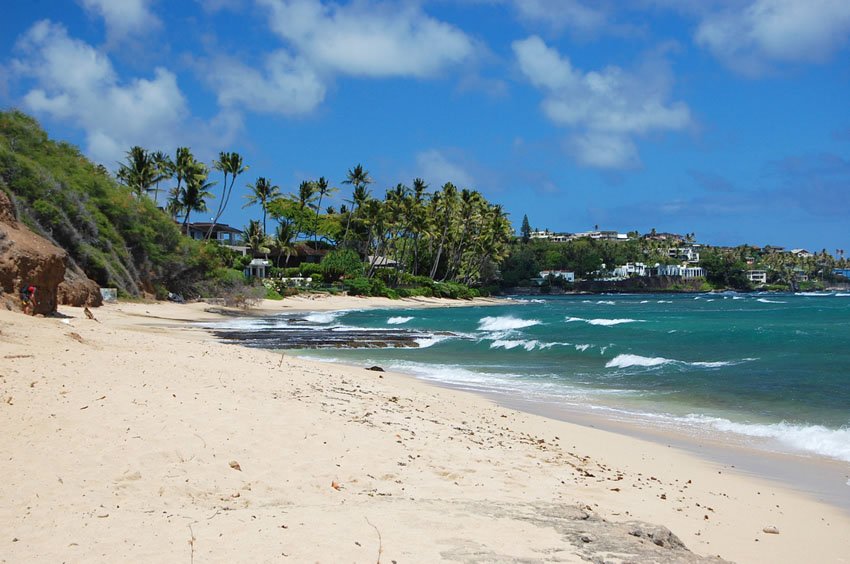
[290,349,850,516]
[201,295,850,513]
[2,297,849,562]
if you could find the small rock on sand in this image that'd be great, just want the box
[762,525,780,534]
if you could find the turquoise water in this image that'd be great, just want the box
[213,292,850,464]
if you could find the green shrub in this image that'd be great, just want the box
[321,249,364,282]
[265,287,284,300]
[299,263,323,277]
[344,277,371,296]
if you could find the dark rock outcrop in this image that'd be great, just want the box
[0,190,67,314]
[58,263,103,307]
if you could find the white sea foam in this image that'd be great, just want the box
[489,339,569,351]
[681,415,850,463]
[387,316,414,325]
[587,318,641,326]
[490,339,539,351]
[606,354,752,370]
[597,300,616,305]
[478,316,541,331]
[606,354,673,368]
[574,344,591,352]
[657,300,672,304]
[757,298,786,304]
[836,293,850,297]
[414,335,452,348]
[304,311,344,324]
[690,361,735,368]
[640,300,649,304]
[565,316,642,326]
[797,292,833,297]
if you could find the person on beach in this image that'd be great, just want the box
[20,284,36,315]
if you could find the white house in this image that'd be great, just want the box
[613,262,648,278]
[244,258,271,278]
[668,245,701,264]
[655,264,705,279]
[747,270,767,284]
[539,270,575,282]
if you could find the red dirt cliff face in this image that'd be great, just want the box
[0,190,67,314]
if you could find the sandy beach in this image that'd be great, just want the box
[2,297,849,563]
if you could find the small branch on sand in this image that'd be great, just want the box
[188,524,196,564]
[365,517,383,564]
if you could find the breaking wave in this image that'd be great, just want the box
[304,311,345,324]
[757,298,786,304]
[478,316,541,332]
[605,354,754,370]
[566,317,643,326]
[680,415,850,463]
[387,316,414,325]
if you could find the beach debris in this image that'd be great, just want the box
[366,366,385,372]
[331,480,342,491]
[67,332,84,343]
[762,525,780,534]
[229,460,242,471]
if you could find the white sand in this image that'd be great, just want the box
[1,298,848,562]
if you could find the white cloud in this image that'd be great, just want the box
[257,0,476,78]
[79,0,160,37]
[416,149,476,188]
[205,51,326,115]
[11,20,235,165]
[512,0,608,35]
[512,35,691,169]
[568,133,639,169]
[695,0,850,76]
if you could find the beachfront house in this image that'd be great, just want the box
[747,270,768,285]
[834,268,850,279]
[653,264,705,279]
[539,270,575,282]
[613,262,648,278]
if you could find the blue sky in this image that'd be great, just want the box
[1,0,849,251]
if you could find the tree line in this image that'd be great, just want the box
[116,146,514,287]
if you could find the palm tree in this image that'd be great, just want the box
[169,147,199,221]
[207,152,247,240]
[243,177,280,234]
[180,162,216,229]
[429,182,457,279]
[342,164,373,245]
[445,188,481,280]
[312,176,337,244]
[409,178,429,274]
[273,222,297,267]
[117,146,157,197]
[243,219,270,257]
[150,150,173,207]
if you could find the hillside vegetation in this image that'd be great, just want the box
[0,110,227,297]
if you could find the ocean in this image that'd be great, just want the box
[207,292,850,472]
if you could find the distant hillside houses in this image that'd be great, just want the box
[530,229,630,242]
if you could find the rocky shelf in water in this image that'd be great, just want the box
[210,321,448,350]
